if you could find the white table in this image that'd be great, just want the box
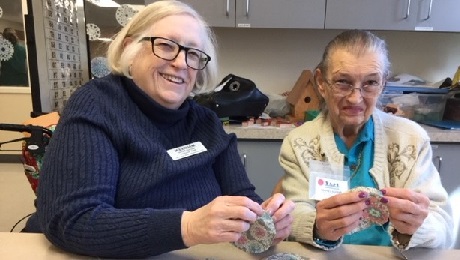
[1,232,459,259]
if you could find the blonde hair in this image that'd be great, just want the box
[107,0,218,94]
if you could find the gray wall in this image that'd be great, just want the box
[214,28,460,94]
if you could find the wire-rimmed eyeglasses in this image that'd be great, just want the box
[140,36,211,70]
[324,79,383,98]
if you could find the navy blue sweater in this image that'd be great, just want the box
[26,74,262,258]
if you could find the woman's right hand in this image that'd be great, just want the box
[181,196,263,247]
[314,191,369,241]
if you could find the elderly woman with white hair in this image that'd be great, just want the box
[23,1,294,258]
[279,30,454,252]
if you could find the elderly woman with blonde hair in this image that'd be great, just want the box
[24,1,294,258]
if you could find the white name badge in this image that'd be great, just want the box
[313,176,349,200]
[167,142,207,160]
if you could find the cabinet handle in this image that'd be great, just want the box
[226,0,229,17]
[246,0,250,17]
[434,155,442,173]
[424,0,433,20]
[404,0,411,19]
[242,153,247,169]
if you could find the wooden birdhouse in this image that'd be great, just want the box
[286,70,321,121]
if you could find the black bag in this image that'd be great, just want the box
[194,74,269,118]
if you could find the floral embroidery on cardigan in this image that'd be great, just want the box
[388,143,416,186]
[293,136,325,167]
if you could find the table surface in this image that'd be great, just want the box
[1,232,459,260]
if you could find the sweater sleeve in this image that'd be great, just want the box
[280,134,342,250]
[36,88,186,258]
[389,139,455,249]
[212,131,263,204]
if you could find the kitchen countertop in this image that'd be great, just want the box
[224,124,460,143]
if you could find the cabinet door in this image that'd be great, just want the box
[431,143,458,195]
[325,0,414,30]
[154,0,236,27]
[237,141,283,200]
[235,0,325,29]
[413,0,460,32]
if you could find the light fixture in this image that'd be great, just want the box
[86,0,120,8]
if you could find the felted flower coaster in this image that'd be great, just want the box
[263,252,310,260]
[349,186,390,234]
[232,211,276,253]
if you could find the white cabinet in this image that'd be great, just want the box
[175,0,326,29]
[237,141,283,200]
[325,0,460,32]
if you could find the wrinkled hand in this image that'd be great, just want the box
[315,191,369,241]
[262,193,295,245]
[181,196,263,247]
[381,187,430,235]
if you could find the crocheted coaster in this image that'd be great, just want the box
[232,211,276,253]
[349,186,389,234]
[264,253,310,260]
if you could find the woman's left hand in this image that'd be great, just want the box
[382,187,430,235]
[262,193,295,245]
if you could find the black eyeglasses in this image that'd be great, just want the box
[140,36,211,70]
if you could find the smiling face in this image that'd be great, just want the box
[316,48,384,135]
[129,14,204,109]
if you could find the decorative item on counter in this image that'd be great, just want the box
[387,73,428,87]
[286,70,321,121]
[220,117,230,126]
[241,117,295,128]
[264,93,290,118]
[453,66,460,87]
[232,211,276,254]
[439,77,453,89]
[348,187,389,234]
[304,110,320,122]
[194,74,269,119]
[263,253,310,260]
[443,91,460,122]
[382,103,404,116]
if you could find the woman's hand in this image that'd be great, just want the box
[381,187,430,235]
[262,193,295,245]
[181,196,263,247]
[314,191,369,241]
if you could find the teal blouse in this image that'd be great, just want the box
[334,118,391,246]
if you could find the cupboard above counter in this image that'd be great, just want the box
[325,0,460,32]
[154,0,326,29]
[145,0,460,32]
